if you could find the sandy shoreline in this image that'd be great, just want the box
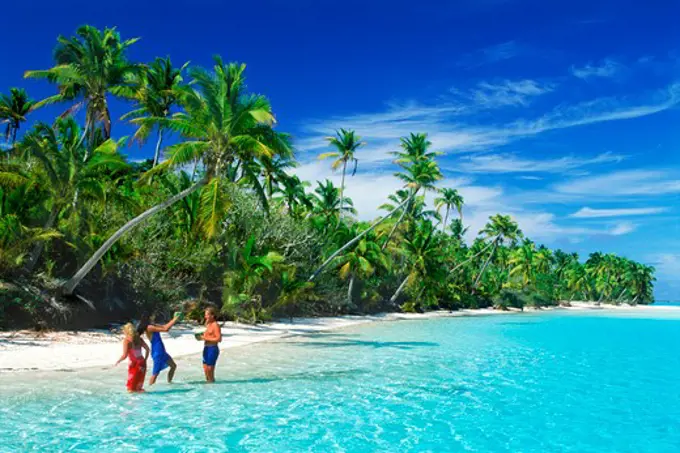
[1,303,678,373]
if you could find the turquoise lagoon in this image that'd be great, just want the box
[2,310,680,452]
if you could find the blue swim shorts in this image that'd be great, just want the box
[202,345,220,367]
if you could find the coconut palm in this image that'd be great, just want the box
[121,57,189,167]
[312,179,356,223]
[0,88,37,145]
[382,151,443,250]
[389,219,445,305]
[25,25,139,145]
[473,214,522,290]
[261,155,296,200]
[276,175,312,218]
[434,188,464,230]
[332,224,387,306]
[319,129,363,217]
[509,240,537,286]
[309,140,441,281]
[626,262,655,304]
[62,56,290,295]
[16,118,128,272]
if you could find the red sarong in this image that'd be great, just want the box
[126,348,146,392]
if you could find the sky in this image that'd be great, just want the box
[2,0,679,299]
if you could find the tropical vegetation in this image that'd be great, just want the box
[0,26,656,328]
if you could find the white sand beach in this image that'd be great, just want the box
[1,304,678,373]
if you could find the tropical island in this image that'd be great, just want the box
[0,25,656,331]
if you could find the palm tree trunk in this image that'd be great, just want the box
[472,240,498,290]
[152,129,164,168]
[449,240,496,275]
[339,160,347,218]
[442,207,450,232]
[309,193,416,281]
[24,204,60,274]
[381,188,416,251]
[63,177,209,295]
[347,273,355,306]
[390,274,410,304]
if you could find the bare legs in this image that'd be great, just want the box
[203,364,215,383]
[149,358,177,385]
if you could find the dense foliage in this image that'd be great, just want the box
[0,26,656,326]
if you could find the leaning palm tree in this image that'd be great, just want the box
[472,214,522,290]
[25,25,139,145]
[434,188,464,230]
[389,219,444,305]
[0,88,37,145]
[332,223,387,306]
[120,57,189,167]
[62,56,290,295]
[308,142,442,281]
[381,155,442,250]
[319,129,363,217]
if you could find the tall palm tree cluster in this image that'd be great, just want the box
[0,26,655,326]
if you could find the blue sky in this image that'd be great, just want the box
[2,0,679,298]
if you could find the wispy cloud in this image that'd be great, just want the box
[555,170,680,196]
[609,221,636,236]
[571,58,623,79]
[452,79,554,109]
[299,82,680,158]
[570,207,669,218]
[456,152,624,174]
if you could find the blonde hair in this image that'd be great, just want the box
[123,322,141,347]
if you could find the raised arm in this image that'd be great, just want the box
[146,316,179,333]
[115,339,130,366]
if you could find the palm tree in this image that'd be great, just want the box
[0,88,37,145]
[434,188,464,230]
[389,219,444,305]
[121,57,189,167]
[308,136,442,281]
[261,155,296,200]
[626,262,655,304]
[319,129,363,218]
[509,240,536,286]
[382,148,443,250]
[276,175,312,218]
[332,224,387,306]
[25,25,139,145]
[313,179,356,223]
[62,56,290,295]
[16,118,128,273]
[473,214,522,290]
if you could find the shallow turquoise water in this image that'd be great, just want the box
[2,311,680,452]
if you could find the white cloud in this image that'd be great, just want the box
[570,207,669,218]
[571,59,624,79]
[452,79,554,109]
[555,170,680,196]
[457,151,624,174]
[609,221,636,236]
[298,82,680,158]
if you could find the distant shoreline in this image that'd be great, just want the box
[1,302,678,374]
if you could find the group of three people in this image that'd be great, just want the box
[115,306,223,392]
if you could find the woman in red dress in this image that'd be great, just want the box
[115,323,150,392]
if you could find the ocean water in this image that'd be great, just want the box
[2,310,680,452]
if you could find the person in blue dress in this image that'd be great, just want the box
[137,313,180,385]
